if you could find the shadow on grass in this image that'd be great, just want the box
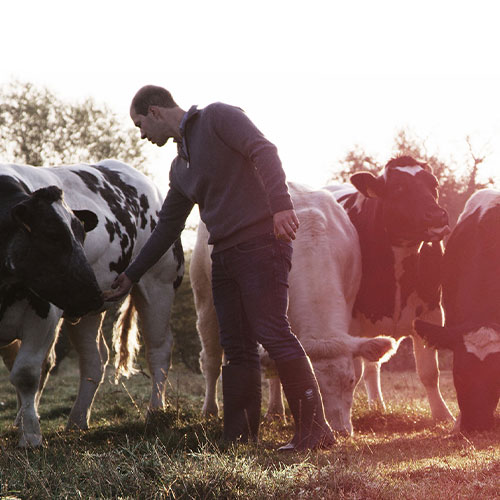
[353,408,436,433]
[40,405,224,454]
[40,405,71,420]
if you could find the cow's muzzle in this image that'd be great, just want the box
[424,224,450,241]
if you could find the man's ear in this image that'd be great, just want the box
[149,105,161,118]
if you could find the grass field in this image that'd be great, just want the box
[0,359,498,499]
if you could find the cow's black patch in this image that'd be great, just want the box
[74,166,150,273]
[416,242,443,310]
[104,217,117,242]
[0,284,50,322]
[172,238,184,290]
[139,194,149,229]
[443,205,500,327]
[386,155,430,172]
[346,196,397,321]
[0,176,30,229]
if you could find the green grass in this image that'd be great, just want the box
[0,361,498,499]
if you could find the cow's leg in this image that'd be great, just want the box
[353,356,364,386]
[35,340,56,410]
[190,255,223,417]
[0,339,21,371]
[265,376,286,421]
[9,310,60,447]
[132,280,175,411]
[411,333,454,421]
[197,301,223,417]
[362,360,386,410]
[66,313,108,430]
[1,341,22,418]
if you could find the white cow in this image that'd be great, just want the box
[0,160,182,446]
[191,182,395,434]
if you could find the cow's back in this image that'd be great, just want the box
[2,160,171,291]
[443,189,500,327]
[287,183,361,339]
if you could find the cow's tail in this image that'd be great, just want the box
[112,295,140,382]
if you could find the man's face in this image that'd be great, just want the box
[130,106,169,147]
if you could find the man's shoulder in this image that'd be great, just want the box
[202,102,244,118]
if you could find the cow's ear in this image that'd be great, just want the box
[11,201,32,233]
[414,320,459,350]
[350,172,385,199]
[73,210,98,233]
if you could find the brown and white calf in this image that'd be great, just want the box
[326,155,454,422]
[415,189,500,431]
[191,182,395,435]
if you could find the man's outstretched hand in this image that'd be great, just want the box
[102,272,133,301]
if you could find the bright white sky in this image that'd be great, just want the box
[2,0,500,195]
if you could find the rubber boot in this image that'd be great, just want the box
[222,364,261,443]
[276,356,335,451]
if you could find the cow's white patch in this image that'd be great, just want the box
[464,327,500,361]
[458,189,500,224]
[392,166,424,176]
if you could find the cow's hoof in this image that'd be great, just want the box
[201,405,219,418]
[264,412,286,423]
[66,420,89,431]
[330,427,353,438]
[433,409,455,422]
[368,400,387,412]
[19,433,42,448]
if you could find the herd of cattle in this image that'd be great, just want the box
[0,157,498,447]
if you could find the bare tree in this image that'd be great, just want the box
[0,81,146,169]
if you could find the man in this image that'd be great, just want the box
[104,85,334,450]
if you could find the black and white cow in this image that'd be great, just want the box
[0,160,183,446]
[415,189,500,431]
[326,155,454,422]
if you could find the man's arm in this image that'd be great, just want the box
[211,104,294,215]
[103,186,194,301]
[212,104,299,240]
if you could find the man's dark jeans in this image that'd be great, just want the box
[211,233,305,368]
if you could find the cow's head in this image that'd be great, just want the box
[415,319,500,431]
[7,185,103,318]
[350,156,450,246]
[303,335,396,435]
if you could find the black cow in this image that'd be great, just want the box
[415,189,500,431]
[1,178,102,317]
[0,174,102,446]
[0,160,183,447]
[326,155,454,422]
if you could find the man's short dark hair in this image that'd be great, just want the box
[131,85,178,116]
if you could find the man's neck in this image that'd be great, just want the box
[169,107,186,142]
